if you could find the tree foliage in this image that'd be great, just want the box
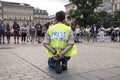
[112,10,120,27]
[68,0,102,27]
[96,11,113,28]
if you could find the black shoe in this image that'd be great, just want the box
[0,42,1,44]
[14,42,16,44]
[17,42,19,44]
[3,42,5,44]
[55,60,62,74]
[62,62,67,71]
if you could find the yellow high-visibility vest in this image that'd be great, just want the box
[46,23,77,58]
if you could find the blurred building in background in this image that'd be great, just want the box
[0,1,34,26]
[48,15,55,24]
[97,0,113,13]
[113,0,120,12]
[96,0,120,13]
[0,0,49,26]
[34,8,49,25]
[64,3,77,24]
[0,2,2,20]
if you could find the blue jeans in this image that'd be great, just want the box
[48,57,70,69]
[0,30,5,37]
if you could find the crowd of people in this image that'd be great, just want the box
[71,22,120,43]
[0,20,120,44]
[0,20,45,44]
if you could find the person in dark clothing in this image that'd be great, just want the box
[0,20,5,44]
[71,22,76,32]
[13,21,20,44]
[6,23,11,44]
[118,26,120,42]
[109,26,114,35]
[30,23,36,42]
[36,22,43,43]
[90,24,98,42]
[109,26,114,41]
[111,30,117,42]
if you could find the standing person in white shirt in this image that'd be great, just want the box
[75,25,81,43]
[85,25,90,42]
[99,25,105,42]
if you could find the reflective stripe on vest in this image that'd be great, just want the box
[51,38,68,43]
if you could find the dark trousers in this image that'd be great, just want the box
[21,33,27,42]
[0,30,5,43]
[6,32,11,43]
[86,32,90,42]
[75,33,80,42]
[48,57,70,69]
[92,32,97,42]
[14,31,19,42]
[6,32,11,39]
[119,31,120,41]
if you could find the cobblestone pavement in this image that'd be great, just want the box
[0,37,120,80]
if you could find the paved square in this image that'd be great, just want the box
[0,38,120,80]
